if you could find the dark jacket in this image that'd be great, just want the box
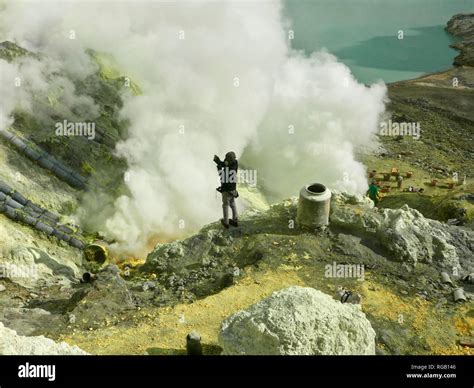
[216,158,238,192]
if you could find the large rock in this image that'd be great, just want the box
[67,265,135,329]
[0,322,87,355]
[219,286,376,355]
[447,13,474,37]
[330,193,474,271]
[0,245,80,289]
[141,229,244,298]
[0,308,54,336]
[377,205,465,269]
[446,13,474,66]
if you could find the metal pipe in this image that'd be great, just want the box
[70,238,86,250]
[84,241,108,262]
[81,272,95,283]
[17,212,37,226]
[0,181,13,195]
[10,136,27,150]
[34,221,55,235]
[0,129,15,141]
[11,191,28,206]
[186,331,203,355]
[37,157,55,170]
[23,146,42,161]
[6,197,23,209]
[3,205,18,220]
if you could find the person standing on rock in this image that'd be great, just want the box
[214,152,239,229]
[397,174,404,189]
[367,179,380,206]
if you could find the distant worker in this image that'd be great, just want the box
[213,152,239,229]
[397,174,403,189]
[367,180,381,206]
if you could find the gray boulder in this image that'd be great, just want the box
[330,193,474,271]
[0,308,54,336]
[141,229,242,298]
[67,265,135,329]
[377,205,466,269]
[0,322,88,355]
[219,286,376,355]
[0,246,80,289]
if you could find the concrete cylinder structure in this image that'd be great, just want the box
[296,183,332,228]
[440,271,453,285]
[453,287,467,302]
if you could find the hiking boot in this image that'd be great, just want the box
[229,219,239,227]
[220,219,229,229]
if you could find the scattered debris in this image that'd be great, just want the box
[453,287,467,302]
[142,281,157,292]
[440,271,453,285]
[335,286,362,304]
[463,273,474,284]
[459,337,474,348]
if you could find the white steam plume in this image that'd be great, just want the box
[0,1,386,255]
[0,55,98,133]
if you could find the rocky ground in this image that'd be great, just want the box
[0,14,473,355]
[447,13,474,67]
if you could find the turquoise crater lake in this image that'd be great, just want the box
[285,0,474,84]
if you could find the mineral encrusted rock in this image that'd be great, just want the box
[330,191,474,271]
[219,286,376,355]
[0,322,88,355]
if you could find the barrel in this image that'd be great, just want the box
[296,183,332,228]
